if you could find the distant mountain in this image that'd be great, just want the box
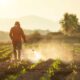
[19,15,60,32]
[0,15,60,42]
[0,15,60,32]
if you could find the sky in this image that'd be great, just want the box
[0,0,80,31]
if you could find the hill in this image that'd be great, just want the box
[18,15,60,32]
[0,15,60,32]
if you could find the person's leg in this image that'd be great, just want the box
[17,42,22,61]
[13,43,17,61]
[18,49,21,61]
[13,48,17,61]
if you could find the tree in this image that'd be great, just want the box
[60,13,79,35]
[29,30,42,43]
[77,24,80,32]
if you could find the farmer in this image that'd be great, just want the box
[9,21,26,61]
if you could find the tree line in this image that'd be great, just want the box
[60,13,80,35]
[24,13,80,43]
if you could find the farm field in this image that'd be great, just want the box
[0,38,80,80]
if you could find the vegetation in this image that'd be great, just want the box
[60,13,79,35]
[0,13,80,80]
[25,30,43,43]
[0,41,80,80]
[0,45,62,80]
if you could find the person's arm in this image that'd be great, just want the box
[9,28,13,40]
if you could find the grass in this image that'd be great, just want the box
[0,39,80,80]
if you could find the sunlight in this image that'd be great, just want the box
[21,47,43,63]
[33,50,42,62]
[0,0,13,7]
[27,49,42,63]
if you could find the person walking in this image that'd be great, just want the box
[9,21,26,61]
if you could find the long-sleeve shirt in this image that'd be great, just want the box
[9,26,26,43]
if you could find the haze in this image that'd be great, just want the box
[0,0,80,32]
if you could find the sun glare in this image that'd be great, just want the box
[33,51,42,62]
[22,47,43,63]
[0,0,12,7]
[28,50,42,63]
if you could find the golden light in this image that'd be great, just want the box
[21,47,43,63]
[0,0,12,7]
[27,50,42,63]
[33,51,42,62]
